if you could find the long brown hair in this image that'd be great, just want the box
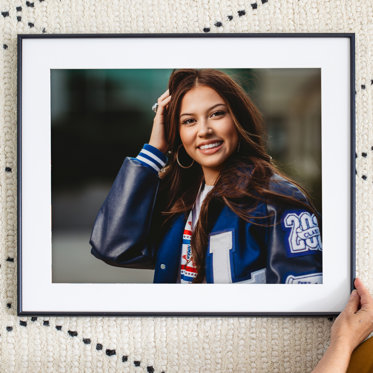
[157,69,318,283]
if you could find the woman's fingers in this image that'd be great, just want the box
[148,90,171,153]
[355,278,373,309]
[157,89,170,109]
[344,290,360,314]
[329,279,373,355]
[158,89,170,102]
[156,93,171,116]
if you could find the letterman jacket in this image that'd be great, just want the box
[90,145,322,284]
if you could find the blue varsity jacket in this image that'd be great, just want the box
[90,145,322,284]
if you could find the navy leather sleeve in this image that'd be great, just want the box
[90,157,160,269]
[265,176,323,284]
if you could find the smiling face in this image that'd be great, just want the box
[178,85,239,185]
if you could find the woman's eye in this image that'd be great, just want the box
[211,110,225,118]
[181,118,195,125]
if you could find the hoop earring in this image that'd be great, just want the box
[176,144,194,169]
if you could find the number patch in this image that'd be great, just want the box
[285,273,323,284]
[283,212,322,255]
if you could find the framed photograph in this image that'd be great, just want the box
[18,34,355,315]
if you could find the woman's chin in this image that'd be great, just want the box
[196,151,232,169]
[198,158,225,172]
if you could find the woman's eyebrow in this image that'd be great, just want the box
[180,103,226,117]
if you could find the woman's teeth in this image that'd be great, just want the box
[199,142,221,150]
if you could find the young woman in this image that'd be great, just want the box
[90,69,322,284]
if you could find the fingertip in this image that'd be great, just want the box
[354,278,367,291]
[354,279,373,306]
[353,277,363,291]
[348,289,358,301]
[351,289,358,297]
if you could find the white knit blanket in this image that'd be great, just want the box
[1,1,372,371]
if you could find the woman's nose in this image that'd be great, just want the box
[198,119,213,137]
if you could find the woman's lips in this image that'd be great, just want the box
[197,141,223,155]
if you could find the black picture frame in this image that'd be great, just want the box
[17,33,355,316]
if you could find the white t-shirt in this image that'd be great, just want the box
[191,184,214,230]
[178,183,214,283]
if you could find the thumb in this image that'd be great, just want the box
[354,278,373,309]
[343,290,360,314]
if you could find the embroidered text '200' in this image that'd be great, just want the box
[284,212,322,255]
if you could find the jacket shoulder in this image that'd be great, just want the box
[268,173,307,202]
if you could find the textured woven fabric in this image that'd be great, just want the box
[1,0,372,372]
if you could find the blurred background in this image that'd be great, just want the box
[51,68,321,283]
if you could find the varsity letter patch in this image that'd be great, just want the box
[209,231,233,283]
[283,212,322,255]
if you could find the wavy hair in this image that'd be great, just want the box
[156,69,318,283]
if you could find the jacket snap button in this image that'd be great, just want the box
[160,264,166,270]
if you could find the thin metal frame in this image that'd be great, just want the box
[17,33,356,316]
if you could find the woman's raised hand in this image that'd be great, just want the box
[149,89,172,154]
